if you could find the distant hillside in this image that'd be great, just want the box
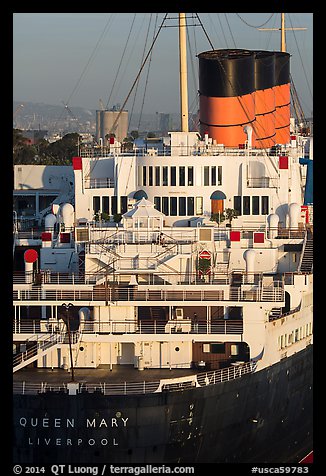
[13,101,181,134]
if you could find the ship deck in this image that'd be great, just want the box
[13,364,199,384]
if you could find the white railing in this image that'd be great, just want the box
[247,177,279,188]
[13,361,257,395]
[13,283,284,303]
[84,178,114,189]
[13,319,244,336]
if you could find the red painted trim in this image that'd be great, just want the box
[279,155,288,169]
[299,451,313,464]
[72,156,82,170]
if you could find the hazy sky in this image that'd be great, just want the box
[13,13,313,117]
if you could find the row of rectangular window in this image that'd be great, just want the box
[93,195,270,217]
[278,322,313,350]
[234,196,269,215]
[139,165,222,187]
[154,196,203,216]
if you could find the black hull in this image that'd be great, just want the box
[13,345,313,464]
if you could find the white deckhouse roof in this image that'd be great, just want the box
[122,198,165,229]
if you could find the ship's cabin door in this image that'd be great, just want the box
[118,343,135,365]
[210,190,226,216]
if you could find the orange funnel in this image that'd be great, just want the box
[198,49,255,147]
[274,52,291,144]
[252,51,276,149]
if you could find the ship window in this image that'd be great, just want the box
[179,166,185,186]
[218,166,222,185]
[120,196,128,214]
[148,166,153,186]
[93,196,100,213]
[179,197,186,216]
[211,166,216,186]
[111,196,117,215]
[243,196,250,215]
[211,343,225,353]
[138,166,142,186]
[154,197,161,211]
[187,197,194,215]
[234,196,242,215]
[170,197,177,216]
[261,196,269,214]
[230,344,239,355]
[188,167,194,186]
[203,343,210,353]
[195,197,203,215]
[252,196,259,215]
[279,335,285,349]
[162,197,169,215]
[171,167,176,186]
[142,166,147,186]
[102,196,109,214]
[204,166,209,186]
[163,166,168,186]
[155,166,160,186]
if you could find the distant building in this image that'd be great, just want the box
[159,113,170,135]
[22,129,48,145]
[95,109,128,144]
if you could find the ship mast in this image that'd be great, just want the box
[281,12,286,52]
[258,12,307,53]
[179,13,189,132]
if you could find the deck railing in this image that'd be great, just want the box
[12,283,284,303]
[13,318,243,336]
[13,360,256,395]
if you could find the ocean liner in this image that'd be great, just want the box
[13,13,313,464]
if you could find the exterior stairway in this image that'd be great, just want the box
[299,233,313,273]
[13,330,80,373]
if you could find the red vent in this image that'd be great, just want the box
[60,233,71,243]
[24,249,38,263]
[279,156,288,169]
[72,156,82,170]
[109,136,115,144]
[41,232,52,242]
[230,231,241,242]
[254,232,265,243]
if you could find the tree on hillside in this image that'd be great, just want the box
[13,130,80,166]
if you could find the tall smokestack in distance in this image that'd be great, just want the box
[274,51,291,144]
[253,51,276,148]
[198,49,255,147]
